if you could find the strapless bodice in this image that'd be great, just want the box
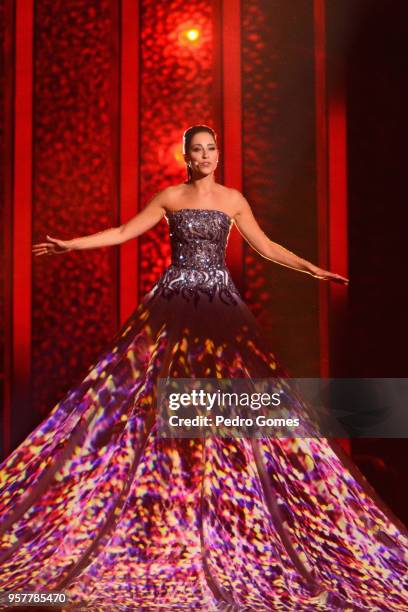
[149,208,240,306]
[166,208,232,269]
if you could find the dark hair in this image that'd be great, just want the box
[183,124,218,182]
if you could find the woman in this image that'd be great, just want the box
[0,125,406,611]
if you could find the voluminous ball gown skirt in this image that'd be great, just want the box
[0,208,407,611]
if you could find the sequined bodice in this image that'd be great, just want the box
[168,208,231,269]
[150,208,241,306]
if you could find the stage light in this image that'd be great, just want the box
[157,137,186,173]
[177,26,202,47]
[173,145,185,166]
[186,29,199,42]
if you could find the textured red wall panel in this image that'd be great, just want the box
[31,0,119,416]
[241,0,320,377]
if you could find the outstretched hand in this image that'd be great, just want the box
[310,266,349,286]
[32,235,72,257]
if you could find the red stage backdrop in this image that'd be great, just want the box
[1,0,348,458]
[242,0,320,377]
[32,0,120,419]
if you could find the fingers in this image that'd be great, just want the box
[316,271,349,285]
[32,235,67,258]
[334,274,349,284]
[32,240,56,257]
[332,275,349,285]
[32,248,53,257]
[324,270,349,283]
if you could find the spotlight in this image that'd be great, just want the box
[186,29,199,41]
[173,146,185,166]
[177,26,201,47]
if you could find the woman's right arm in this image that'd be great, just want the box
[33,189,169,256]
[70,190,168,250]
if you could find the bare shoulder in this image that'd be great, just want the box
[164,183,188,205]
[143,185,178,212]
[213,184,249,217]
[227,187,252,218]
[145,182,191,215]
[167,183,186,196]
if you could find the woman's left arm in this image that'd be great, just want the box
[232,191,349,285]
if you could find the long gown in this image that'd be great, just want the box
[0,208,407,611]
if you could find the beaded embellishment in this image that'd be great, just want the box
[151,209,241,306]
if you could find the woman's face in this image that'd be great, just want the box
[185,131,219,176]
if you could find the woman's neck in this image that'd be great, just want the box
[188,174,217,194]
